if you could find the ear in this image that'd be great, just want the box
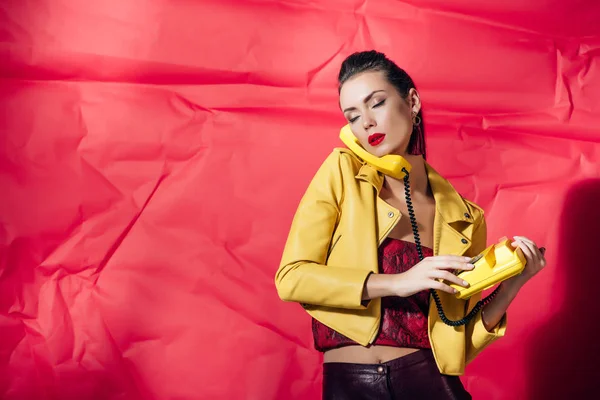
[407,88,422,114]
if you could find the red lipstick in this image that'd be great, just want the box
[368,133,386,146]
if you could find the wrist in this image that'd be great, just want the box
[390,273,408,297]
[502,275,526,294]
[363,273,402,300]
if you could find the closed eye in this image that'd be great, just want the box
[348,100,385,123]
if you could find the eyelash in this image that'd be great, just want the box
[348,100,386,123]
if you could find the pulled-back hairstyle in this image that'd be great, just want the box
[338,50,426,159]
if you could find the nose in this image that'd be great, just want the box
[362,113,376,130]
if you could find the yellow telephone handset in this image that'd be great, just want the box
[339,124,412,180]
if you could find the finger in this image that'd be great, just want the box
[538,247,547,267]
[431,280,459,295]
[511,239,547,269]
[530,244,546,267]
[430,270,470,287]
[430,255,473,263]
[513,239,540,265]
[431,260,475,271]
[519,239,542,264]
[524,240,546,262]
[513,236,538,248]
[513,236,535,245]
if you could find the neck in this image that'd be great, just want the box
[383,154,430,198]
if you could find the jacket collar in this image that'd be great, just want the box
[355,161,472,224]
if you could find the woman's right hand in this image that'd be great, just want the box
[392,256,475,297]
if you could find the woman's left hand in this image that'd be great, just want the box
[504,235,547,289]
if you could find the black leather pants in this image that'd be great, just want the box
[322,349,472,400]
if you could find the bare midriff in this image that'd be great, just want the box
[323,345,421,364]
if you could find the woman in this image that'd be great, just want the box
[275,50,546,399]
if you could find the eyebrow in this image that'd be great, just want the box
[342,90,386,113]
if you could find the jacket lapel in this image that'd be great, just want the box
[355,160,476,256]
[425,163,474,257]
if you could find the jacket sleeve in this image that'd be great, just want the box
[274,151,372,309]
[464,214,508,364]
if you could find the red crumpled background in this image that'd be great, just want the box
[1,1,599,399]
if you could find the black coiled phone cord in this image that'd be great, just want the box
[401,167,501,327]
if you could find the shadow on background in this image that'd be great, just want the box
[526,179,600,399]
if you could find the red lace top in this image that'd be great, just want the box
[312,238,433,352]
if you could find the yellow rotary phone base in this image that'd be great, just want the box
[450,237,526,300]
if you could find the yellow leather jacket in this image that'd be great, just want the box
[275,148,507,376]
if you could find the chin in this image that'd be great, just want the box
[370,144,404,158]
